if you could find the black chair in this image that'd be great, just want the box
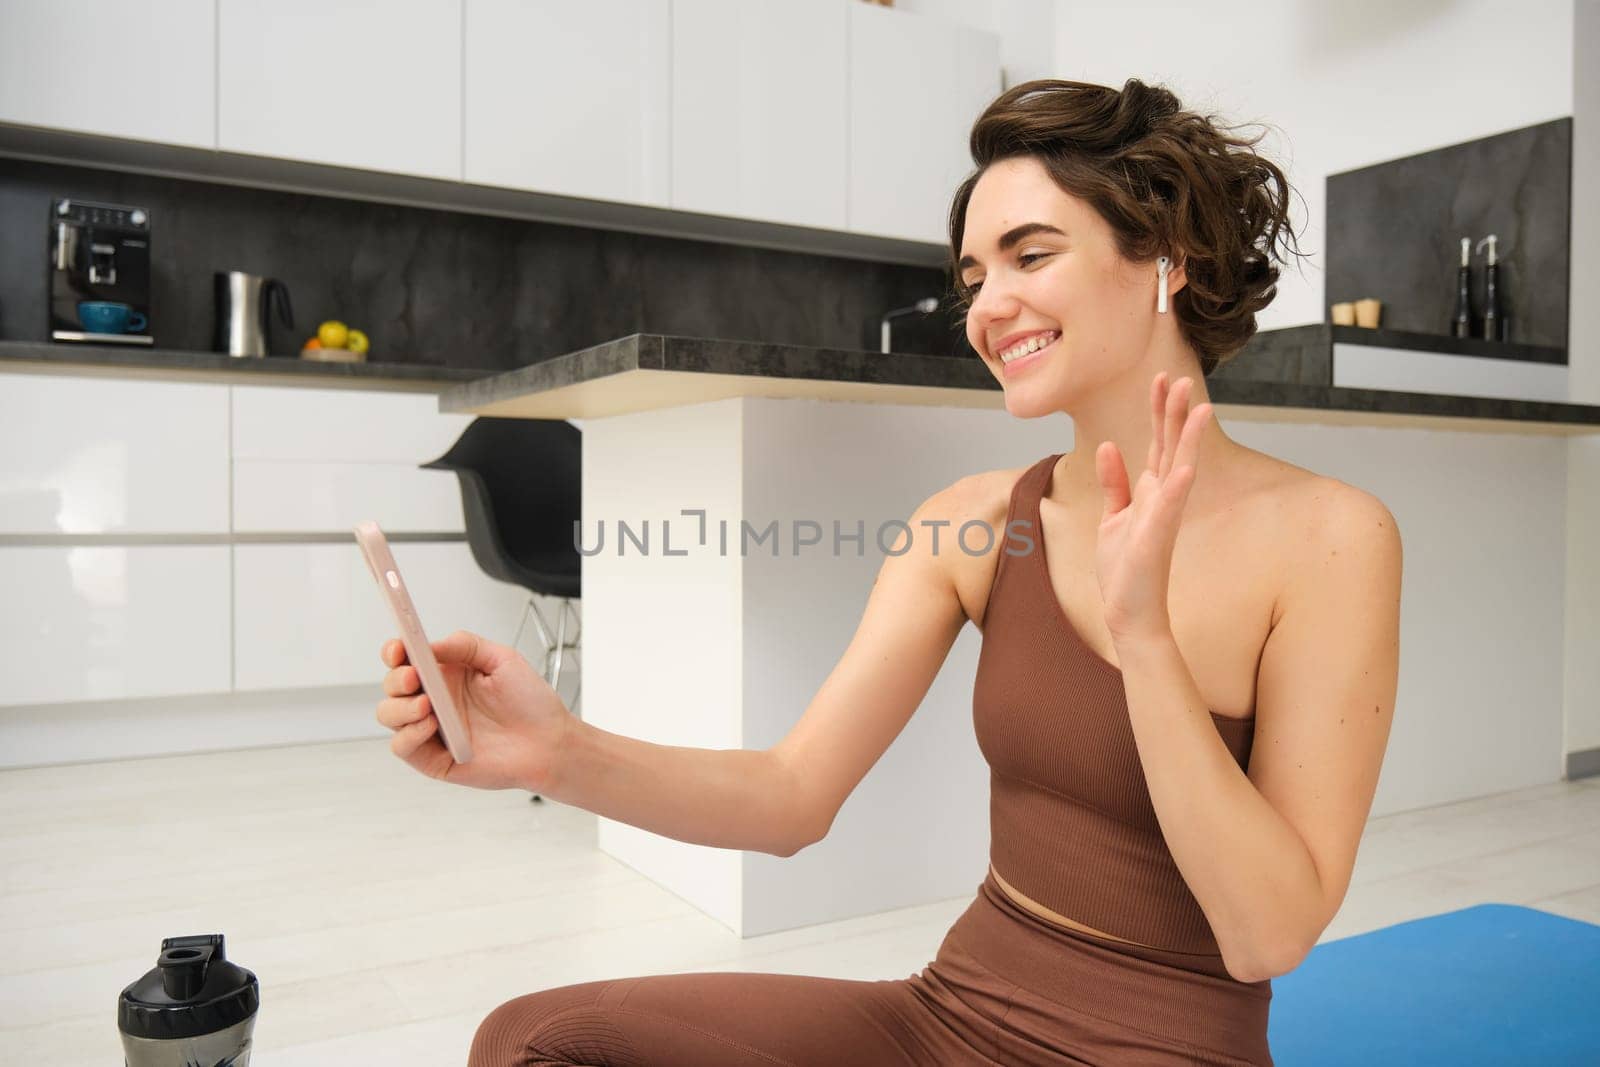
[422,417,582,719]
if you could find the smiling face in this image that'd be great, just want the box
[957,156,1161,417]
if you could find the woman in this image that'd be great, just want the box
[375,78,1402,1066]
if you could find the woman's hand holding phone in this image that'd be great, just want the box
[376,630,573,793]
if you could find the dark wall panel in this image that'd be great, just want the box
[1325,118,1570,350]
[0,159,972,370]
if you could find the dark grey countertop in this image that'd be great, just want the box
[441,332,1600,434]
[7,331,1597,434]
[0,339,482,393]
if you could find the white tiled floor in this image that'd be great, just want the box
[3,739,1598,1065]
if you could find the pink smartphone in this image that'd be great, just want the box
[353,520,474,763]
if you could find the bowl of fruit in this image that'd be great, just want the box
[301,320,370,362]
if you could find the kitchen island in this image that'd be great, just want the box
[439,331,1600,939]
[444,330,1598,433]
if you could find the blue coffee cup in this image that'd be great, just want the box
[78,301,148,334]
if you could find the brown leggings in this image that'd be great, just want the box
[468,871,1274,1066]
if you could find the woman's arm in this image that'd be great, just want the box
[543,479,975,857]
[544,726,813,856]
[1117,484,1402,983]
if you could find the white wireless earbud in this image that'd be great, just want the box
[1157,256,1171,314]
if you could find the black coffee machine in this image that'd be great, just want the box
[49,197,153,345]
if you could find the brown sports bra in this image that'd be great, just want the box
[973,454,1256,956]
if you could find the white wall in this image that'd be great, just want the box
[1053,0,1575,329]
[1565,0,1600,761]
[1052,1,1598,773]
[897,0,1057,87]
[583,400,748,930]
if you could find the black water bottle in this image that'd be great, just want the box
[118,934,259,1067]
[1450,237,1473,338]
[1476,234,1501,341]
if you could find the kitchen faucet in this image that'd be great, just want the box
[880,297,940,353]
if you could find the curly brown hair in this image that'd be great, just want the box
[948,78,1303,376]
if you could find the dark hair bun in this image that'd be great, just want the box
[948,78,1303,376]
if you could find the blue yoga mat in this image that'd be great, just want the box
[1268,903,1600,1065]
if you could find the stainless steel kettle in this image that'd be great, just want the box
[213,271,294,358]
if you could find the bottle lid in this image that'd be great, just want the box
[117,934,259,1041]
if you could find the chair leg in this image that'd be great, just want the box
[549,597,569,692]
[515,595,554,805]
[523,598,557,674]
[511,596,536,654]
[562,600,582,714]
[521,596,581,805]
[523,597,580,693]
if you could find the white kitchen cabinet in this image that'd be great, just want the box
[229,384,472,532]
[0,545,231,706]
[0,373,229,535]
[847,3,1000,245]
[232,542,526,691]
[0,0,216,148]
[217,0,463,180]
[233,460,464,533]
[230,384,473,464]
[464,0,670,206]
[671,0,849,230]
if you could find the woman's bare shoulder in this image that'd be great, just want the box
[920,464,1035,528]
[916,464,1039,626]
[1234,447,1392,525]
[1225,448,1400,598]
